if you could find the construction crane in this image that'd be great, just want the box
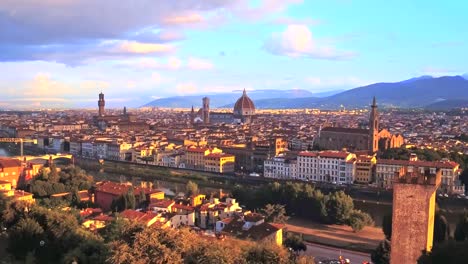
[0,138,38,157]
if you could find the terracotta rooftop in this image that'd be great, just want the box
[0,158,22,168]
[321,127,369,135]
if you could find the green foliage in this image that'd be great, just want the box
[125,187,136,210]
[260,204,289,224]
[371,239,391,264]
[382,213,392,240]
[8,217,45,260]
[185,180,199,196]
[433,213,450,244]
[99,216,126,243]
[29,165,94,198]
[418,240,468,264]
[348,209,374,232]
[284,233,307,253]
[4,203,107,263]
[243,243,291,264]
[232,182,371,226]
[323,191,354,224]
[454,210,468,241]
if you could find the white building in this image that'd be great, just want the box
[296,151,356,184]
[263,155,297,179]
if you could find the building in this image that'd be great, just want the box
[391,167,441,264]
[263,155,297,179]
[217,212,284,246]
[0,180,35,204]
[183,146,223,170]
[0,158,23,188]
[191,89,256,125]
[204,153,235,173]
[376,155,464,194]
[296,151,356,184]
[94,181,164,212]
[198,197,242,229]
[233,89,255,124]
[355,155,376,184]
[317,97,404,153]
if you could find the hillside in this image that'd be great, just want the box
[143,76,468,109]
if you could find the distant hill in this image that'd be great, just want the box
[143,75,468,109]
[425,99,468,110]
[143,89,314,108]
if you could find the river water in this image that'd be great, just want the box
[0,148,10,157]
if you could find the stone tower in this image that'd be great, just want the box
[190,105,195,125]
[369,96,379,153]
[98,92,105,117]
[202,97,210,124]
[390,167,441,264]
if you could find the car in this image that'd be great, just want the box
[443,193,449,197]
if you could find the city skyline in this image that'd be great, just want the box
[1,1,467,109]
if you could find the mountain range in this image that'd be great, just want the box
[143,75,468,110]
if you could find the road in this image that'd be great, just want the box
[303,243,371,264]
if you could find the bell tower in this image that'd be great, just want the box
[98,92,105,117]
[369,96,379,153]
[202,97,210,124]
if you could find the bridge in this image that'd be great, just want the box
[11,154,74,163]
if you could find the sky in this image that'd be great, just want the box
[0,0,467,109]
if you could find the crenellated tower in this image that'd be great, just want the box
[98,92,105,117]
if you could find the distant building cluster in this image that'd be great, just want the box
[81,181,283,246]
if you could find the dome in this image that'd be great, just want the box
[233,89,255,117]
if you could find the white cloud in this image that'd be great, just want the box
[264,25,355,60]
[151,72,162,84]
[116,41,174,54]
[176,83,197,94]
[187,57,214,70]
[167,57,182,70]
[421,66,460,76]
[162,13,204,25]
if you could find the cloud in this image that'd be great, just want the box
[421,66,460,76]
[264,25,355,60]
[151,72,162,84]
[176,83,197,94]
[187,57,214,70]
[167,57,183,69]
[162,13,204,25]
[116,41,174,54]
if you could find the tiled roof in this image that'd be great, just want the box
[0,158,22,168]
[319,151,351,159]
[321,127,369,135]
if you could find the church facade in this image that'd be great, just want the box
[316,97,404,153]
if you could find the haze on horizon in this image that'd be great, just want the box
[0,1,466,109]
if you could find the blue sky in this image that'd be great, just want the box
[0,0,466,109]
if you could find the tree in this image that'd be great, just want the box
[244,243,291,264]
[99,216,126,242]
[348,209,374,232]
[371,239,391,264]
[382,213,392,240]
[433,213,449,244]
[323,191,354,224]
[8,218,45,260]
[418,240,468,264]
[185,181,199,197]
[124,187,136,210]
[284,233,307,254]
[260,204,289,224]
[454,210,468,241]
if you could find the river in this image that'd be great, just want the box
[0,148,10,157]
